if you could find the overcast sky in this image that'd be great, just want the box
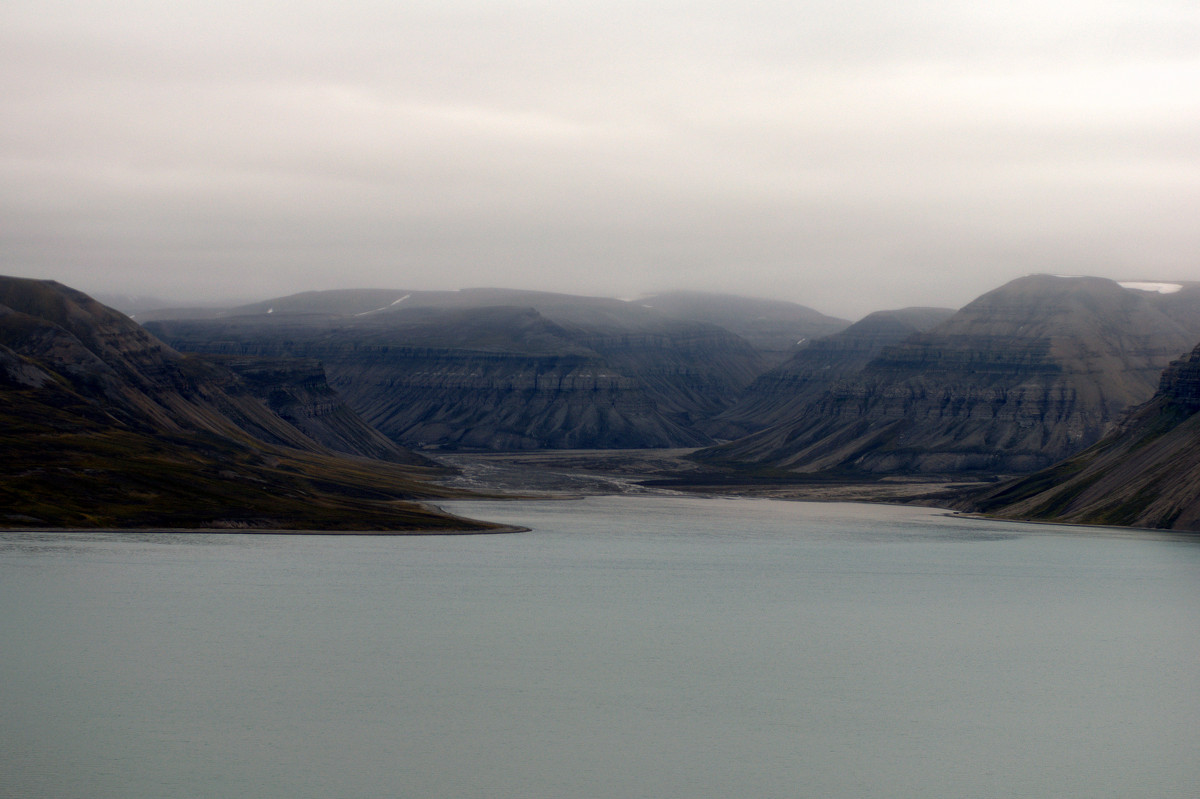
[2,1,1198,318]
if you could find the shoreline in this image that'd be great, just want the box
[0,524,532,536]
[949,510,1200,541]
[8,447,1194,539]
[434,448,1200,538]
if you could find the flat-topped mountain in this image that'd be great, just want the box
[0,276,494,530]
[147,289,770,450]
[962,341,1200,530]
[699,275,1200,475]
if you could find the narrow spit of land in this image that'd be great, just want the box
[433,448,991,506]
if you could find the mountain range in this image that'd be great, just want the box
[703,306,956,440]
[142,276,1200,477]
[144,289,835,450]
[697,275,1200,476]
[8,273,1200,531]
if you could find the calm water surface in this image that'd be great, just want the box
[2,496,1198,798]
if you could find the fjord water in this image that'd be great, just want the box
[2,497,1198,798]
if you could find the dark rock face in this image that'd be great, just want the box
[0,279,186,410]
[962,341,1200,531]
[328,353,697,450]
[700,276,1200,475]
[148,293,768,451]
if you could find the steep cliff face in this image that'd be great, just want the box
[706,307,954,439]
[700,276,1200,475]
[148,294,767,450]
[328,350,702,450]
[963,342,1200,530]
[0,276,475,530]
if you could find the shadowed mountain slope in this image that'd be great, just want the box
[148,289,769,450]
[698,275,1200,476]
[0,276,495,530]
[961,342,1200,531]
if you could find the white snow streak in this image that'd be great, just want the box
[356,294,412,316]
[1118,281,1183,294]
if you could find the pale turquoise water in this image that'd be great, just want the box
[1,496,1198,798]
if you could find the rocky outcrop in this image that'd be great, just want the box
[323,345,708,450]
[148,293,768,450]
[699,275,1200,475]
[961,342,1200,530]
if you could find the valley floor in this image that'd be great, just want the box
[432,448,990,506]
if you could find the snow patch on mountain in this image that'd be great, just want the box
[1119,281,1183,294]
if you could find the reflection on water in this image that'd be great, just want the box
[2,496,1198,799]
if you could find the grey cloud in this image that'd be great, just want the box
[2,1,1198,318]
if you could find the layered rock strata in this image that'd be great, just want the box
[149,295,768,450]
